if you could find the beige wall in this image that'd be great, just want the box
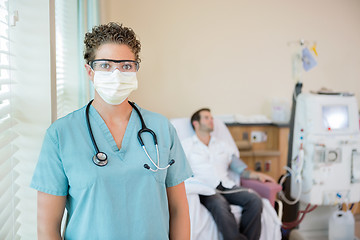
[100,0,360,119]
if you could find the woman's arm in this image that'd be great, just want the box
[37,191,66,240]
[166,182,190,240]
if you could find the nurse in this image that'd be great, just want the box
[30,22,193,240]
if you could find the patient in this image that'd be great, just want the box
[181,108,276,240]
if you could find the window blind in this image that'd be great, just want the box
[0,0,18,239]
[55,0,81,119]
[8,0,53,238]
[0,1,100,238]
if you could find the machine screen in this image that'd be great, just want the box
[322,105,349,130]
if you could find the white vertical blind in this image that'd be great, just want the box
[55,0,81,119]
[0,0,19,239]
[10,0,52,239]
[0,0,100,238]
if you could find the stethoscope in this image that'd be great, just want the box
[85,100,175,171]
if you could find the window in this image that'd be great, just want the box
[55,0,80,118]
[0,0,18,238]
[2,0,53,238]
[0,1,100,238]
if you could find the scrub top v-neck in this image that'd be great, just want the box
[88,104,135,154]
[30,103,193,240]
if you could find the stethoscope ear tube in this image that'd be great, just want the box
[143,159,176,172]
[138,128,158,146]
[128,101,175,171]
[86,100,173,170]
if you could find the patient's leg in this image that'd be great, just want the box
[199,193,247,240]
[223,187,262,240]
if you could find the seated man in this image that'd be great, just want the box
[182,108,276,240]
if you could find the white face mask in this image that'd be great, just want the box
[93,69,138,105]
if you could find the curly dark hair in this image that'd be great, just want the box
[83,22,141,63]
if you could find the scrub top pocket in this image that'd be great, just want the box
[151,168,168,184]
[147,146,170,184]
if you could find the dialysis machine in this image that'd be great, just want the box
[290,93,360,206]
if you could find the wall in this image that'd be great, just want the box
[100,0,360,119]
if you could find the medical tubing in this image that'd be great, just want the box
[138,128,158,146]
[142,144,172,172]
[283,216,305,229]
[129,101,158,146]
[294,204,317,225]
[276,200,284,220]
[145,166,157,172]
[215,188,252,194]
[282,204,317,229]
[142,146,159,172]
[278,166,302,205]
[282,204,313,228]
[85,100,100,153]
[128,101,146,129]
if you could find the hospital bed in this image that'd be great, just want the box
[170,117,282,240]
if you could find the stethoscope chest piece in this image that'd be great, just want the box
[93,152,108,166]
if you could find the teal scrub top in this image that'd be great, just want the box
[30,103,193,240]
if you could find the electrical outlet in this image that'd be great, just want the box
[255,161,262,171]
[242,132,249,140]
[251,131,267,143]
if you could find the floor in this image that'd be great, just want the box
[289,214,360,240]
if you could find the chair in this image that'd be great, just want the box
[170,117,282,240]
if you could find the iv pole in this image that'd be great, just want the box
[282,81,302,225]
[281,39,316,232]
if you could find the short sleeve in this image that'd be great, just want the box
[30,128,68,196]
[165,122,193,188]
